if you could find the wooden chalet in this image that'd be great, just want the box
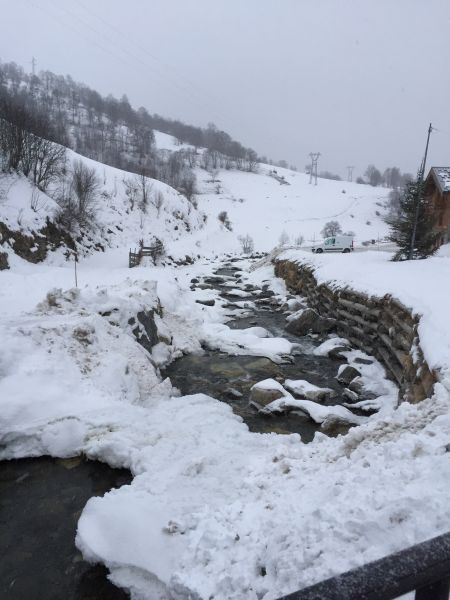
[424,167,450,245]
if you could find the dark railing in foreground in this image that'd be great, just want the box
[276,532,450,600]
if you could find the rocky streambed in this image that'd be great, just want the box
[165,256,388,441]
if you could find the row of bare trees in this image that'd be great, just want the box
[0,95,66,191]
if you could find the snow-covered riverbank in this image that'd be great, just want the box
[1,251,450,600]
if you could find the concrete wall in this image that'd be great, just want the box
[274,258,436,403]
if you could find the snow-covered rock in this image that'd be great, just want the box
[249,378,287,406]
[284,379,335,401]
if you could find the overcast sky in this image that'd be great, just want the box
[1,0,449,177]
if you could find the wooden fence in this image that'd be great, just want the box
[129,241,164,268]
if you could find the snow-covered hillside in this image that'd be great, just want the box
[193,163,390,252]
[0,147,205,266]
[3,133,449,600]
[1,134,392,265]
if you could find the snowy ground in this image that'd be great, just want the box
[193,163,390,252]
[1,146,450,599]
[278,247,450,381]
[1,247,450,599]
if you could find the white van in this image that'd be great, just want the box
[312,235,354,253]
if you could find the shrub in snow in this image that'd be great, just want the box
[56,160,99,232]
[218,210,232,231]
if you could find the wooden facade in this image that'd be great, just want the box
[424,167,450,245]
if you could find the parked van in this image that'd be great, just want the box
[312,235,354,253]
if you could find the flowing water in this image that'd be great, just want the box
[165,258,360,442]
[0,456,131,600]
[0,256,367,598]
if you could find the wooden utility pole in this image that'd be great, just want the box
[409,123,433,260]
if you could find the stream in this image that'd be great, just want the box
[0,256,373,598]
[164,257,367,442]
[0,457,131,600]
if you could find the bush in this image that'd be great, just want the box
[218,210,232,231]
[56,160,99,231]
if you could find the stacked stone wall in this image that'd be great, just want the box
[274,259,436,402]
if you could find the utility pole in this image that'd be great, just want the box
[73,249,78,288]
[409,123,433,260]
[347,166,354,182]
[309,152,320,185]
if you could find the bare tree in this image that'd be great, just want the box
[238,234,254,254]
[135,171,152,212]
[365,164,382,187]
[321,220,342,238]
[56,160,99,231]
[278,230,290,246]
[153,190,164,216]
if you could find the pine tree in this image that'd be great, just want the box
[385,178,438,260]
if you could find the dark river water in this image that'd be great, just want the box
[164,259,353,442]
[0,456,131,600]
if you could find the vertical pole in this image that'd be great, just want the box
[74,250,78,288]
[409,123,432,260]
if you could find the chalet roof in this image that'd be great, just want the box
[429,167,450,193]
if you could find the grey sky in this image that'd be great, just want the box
[1,0,449,177]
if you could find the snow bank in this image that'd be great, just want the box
[278,248,450,382]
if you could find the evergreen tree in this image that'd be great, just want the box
[385,178,438,260]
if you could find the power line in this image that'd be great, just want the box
[75,0,220,110]
[24,0,225,126]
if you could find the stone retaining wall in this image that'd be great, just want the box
[274,258,436,403]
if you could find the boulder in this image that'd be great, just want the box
[284,379,335,402]
[348,376,364,395]
[342,387,359,403]
[320,414,355,436]
[249,378,286,407]
[336,365,361,386]
[196,299,215,307]
[354,357,374,365]
[286,308,336,336]
[328,347,349,360]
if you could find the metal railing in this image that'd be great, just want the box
[276,532,450,600]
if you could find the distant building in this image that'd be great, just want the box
[424,167,450,245]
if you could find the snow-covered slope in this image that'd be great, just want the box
[0,147,205,265]
[148,132,391,255]
[193,164,390,252]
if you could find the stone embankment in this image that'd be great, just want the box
[274,258,436,403]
